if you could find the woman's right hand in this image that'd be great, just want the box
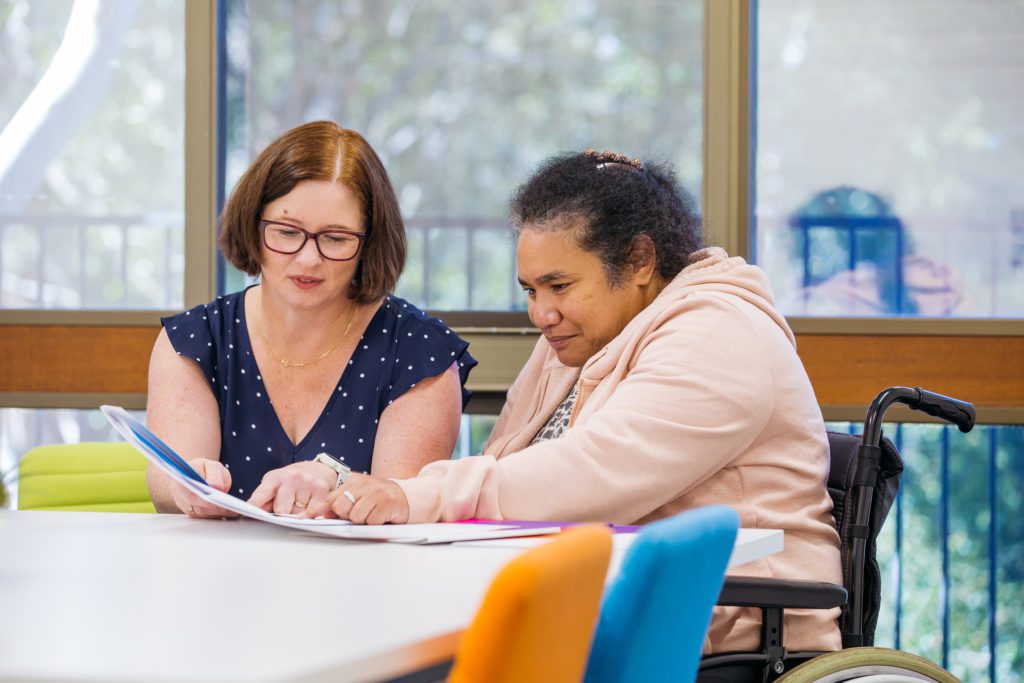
[171,459,240,519]
[247,460,338,516]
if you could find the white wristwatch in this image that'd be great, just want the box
[313,452,352,489]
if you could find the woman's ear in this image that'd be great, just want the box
[627,234,658,285]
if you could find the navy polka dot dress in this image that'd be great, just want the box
[160,286,477,500]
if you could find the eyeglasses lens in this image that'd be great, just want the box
[264,224,360,260]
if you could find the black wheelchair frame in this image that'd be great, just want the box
[697,386,976,682]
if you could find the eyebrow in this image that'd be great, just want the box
[518,271,570,287]
[264,216,361,232]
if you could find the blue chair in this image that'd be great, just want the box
[585,505,739,683]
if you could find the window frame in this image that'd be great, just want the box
[1,0,1021,426]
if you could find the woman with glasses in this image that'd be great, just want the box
[145,121,476,518]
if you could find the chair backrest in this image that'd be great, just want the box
[585,505,740,683]
[18,442,156,513]
[449,525,613,683]
[825,431,904,647]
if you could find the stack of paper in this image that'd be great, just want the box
[101,405,560,544]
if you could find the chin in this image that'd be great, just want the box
[554,349,586,368]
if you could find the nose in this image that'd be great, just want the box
[530,293,562,329]
[295,235,324,264]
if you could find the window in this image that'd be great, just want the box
[755,3,1024,680]
[220,0,704,310]
[0,0,187,496]
[755,0,1024,317]
[841,422,1024,682]
[0,0,186,309]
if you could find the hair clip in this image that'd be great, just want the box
[584,148,644,171]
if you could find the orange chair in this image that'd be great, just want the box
[449,525,613,683]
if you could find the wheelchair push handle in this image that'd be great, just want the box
[863,386,975,447]
[909,387,976,433]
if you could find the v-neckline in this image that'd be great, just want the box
[238,286,385,453]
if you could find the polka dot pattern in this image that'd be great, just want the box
[160,287,477,501]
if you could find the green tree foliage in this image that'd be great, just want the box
[1,0,184,308]
[856,422,1023,683]
[223,0,703,309]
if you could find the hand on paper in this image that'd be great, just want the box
[302,473,410,525]
[247,460,337,515]
[174,459,240,519]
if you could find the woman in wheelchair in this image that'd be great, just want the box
[305,149,844,654]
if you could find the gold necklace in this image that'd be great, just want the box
[257,306,357,368]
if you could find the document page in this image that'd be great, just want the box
[101,405,560,544]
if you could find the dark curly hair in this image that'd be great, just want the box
[509,151,702,286]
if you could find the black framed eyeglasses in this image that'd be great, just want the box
[260,219,365,262]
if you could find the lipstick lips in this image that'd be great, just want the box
[289,275,323,290]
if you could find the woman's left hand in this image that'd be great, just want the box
[302,473,410,525]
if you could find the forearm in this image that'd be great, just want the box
[146,464,183,513]
[394,455,504,523]
[398,313,777,524]
[145,330,223,513]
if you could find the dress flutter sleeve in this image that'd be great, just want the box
[382,299,477,409]
[160,304,218,382]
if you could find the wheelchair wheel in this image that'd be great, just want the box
[775,647,959,683]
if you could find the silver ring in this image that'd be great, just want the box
[294,499,307,509]
[342,490,357,504]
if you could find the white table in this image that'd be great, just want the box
[0,510,782,683]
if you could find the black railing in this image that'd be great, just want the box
[842,421,1023,682]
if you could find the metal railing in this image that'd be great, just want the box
[0,214,523,311]
[839,422,1023,683]
[0,213,183,310]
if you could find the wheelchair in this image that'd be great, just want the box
[698,386,976,683]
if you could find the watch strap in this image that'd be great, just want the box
[313,452,352,489]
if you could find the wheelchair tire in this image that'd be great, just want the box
[775,647,960,683]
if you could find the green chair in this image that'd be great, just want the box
[18,442,156,513]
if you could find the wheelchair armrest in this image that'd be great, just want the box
[717,576,847,610]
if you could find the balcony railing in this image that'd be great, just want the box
[834,422,1024,682]
[0,213,184,310]
[1,213,525,311]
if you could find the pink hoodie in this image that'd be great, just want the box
[395,247,842,653]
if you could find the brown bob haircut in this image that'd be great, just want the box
[219,121,406,304]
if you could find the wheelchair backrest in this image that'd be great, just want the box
[825,430,904,647]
